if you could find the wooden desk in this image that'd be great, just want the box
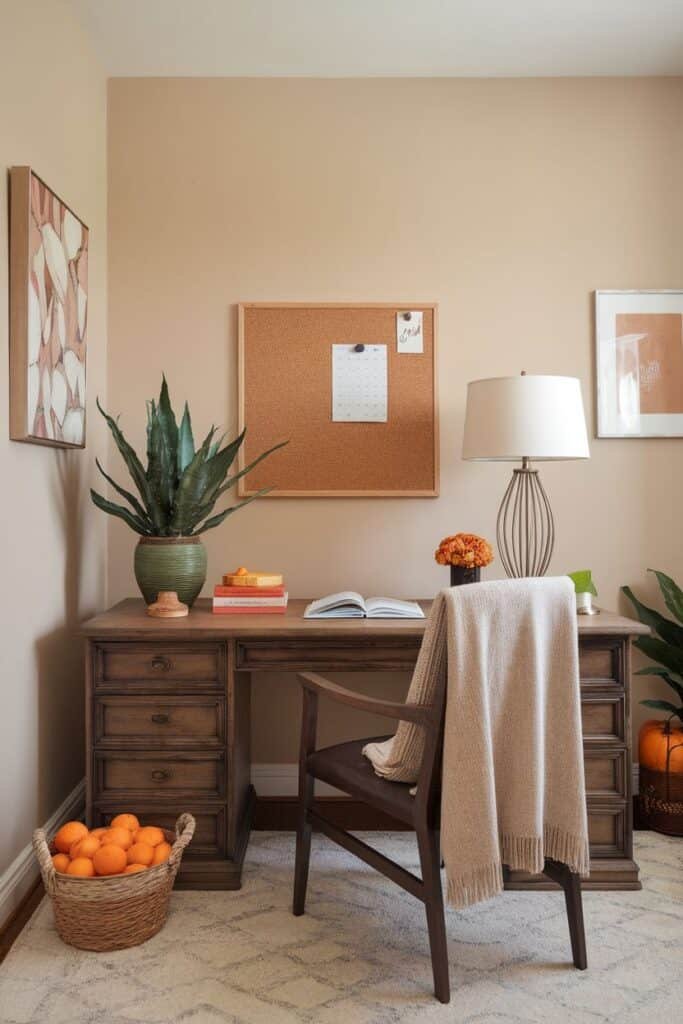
[82,599,647,891]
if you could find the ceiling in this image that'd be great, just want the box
[71,0,683,77]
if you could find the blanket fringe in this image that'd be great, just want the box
[446,862,504,909]
[447,825,590,908]
[543,823,591,877]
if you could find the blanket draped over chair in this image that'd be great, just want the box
[363,577,590,908]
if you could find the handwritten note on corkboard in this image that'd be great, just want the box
[237,303,438,497]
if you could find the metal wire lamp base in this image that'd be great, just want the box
[496,457,555,577]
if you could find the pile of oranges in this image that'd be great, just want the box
[51,814,171,878]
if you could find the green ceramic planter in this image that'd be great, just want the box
[134,537,207,608]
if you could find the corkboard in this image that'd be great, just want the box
[237,303,438,497]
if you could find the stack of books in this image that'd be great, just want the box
[212,569,288,615]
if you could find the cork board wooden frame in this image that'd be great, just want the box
[237,302,439,497]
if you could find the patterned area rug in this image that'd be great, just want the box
[0,831,680,1023]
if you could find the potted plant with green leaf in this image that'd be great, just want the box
[622,569,683,836]
[91,377,285,607]
[568,569,598,615]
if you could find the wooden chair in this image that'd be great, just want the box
[292,668,588,1004]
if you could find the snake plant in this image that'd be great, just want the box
[622,570,683,726]
[91,376,285,536]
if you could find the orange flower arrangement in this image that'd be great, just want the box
[434,533,494,569]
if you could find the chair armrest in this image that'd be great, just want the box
[298,672,434,725]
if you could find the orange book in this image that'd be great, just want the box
[212,605,287,615]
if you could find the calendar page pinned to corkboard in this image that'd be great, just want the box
[237,303,439,497]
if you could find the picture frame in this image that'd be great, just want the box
[595,290,683,438]
[9,166,88,448]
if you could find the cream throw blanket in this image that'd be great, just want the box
[363,577,590,909]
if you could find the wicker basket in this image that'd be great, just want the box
[32,813,195,951]
[639,767,683,836]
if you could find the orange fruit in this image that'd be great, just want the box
[92,844,127,876]
[100,827,133,851]
[110,813,140,832]
[152,841,172,865]
[90,827,107,839]
[127,842,154,867]
[135,826,165,848]
[124,863,147,874]
[52,853,70,873]
[67,857,96,878]
[54,821,88,854]
[70,835,101,860]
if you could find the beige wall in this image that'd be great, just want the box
[0,0,107,890]
[107,77,683,762]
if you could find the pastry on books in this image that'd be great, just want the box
[222,567,283,588]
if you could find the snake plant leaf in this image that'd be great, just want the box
[97,397,162,531]
[649,569,683,625]
[193,488,271,534]
[169,430,217,534]
[179,428,249,524]
[95,458,151,526]
[191,438,288,525]
[622,585,683,647]
[207,433,225,461]
[640,699,683,720]
[146,402,175,529]
[177,402,195,474]
[90,488,150,535]
[635,634,683,679]
[156,375,178,478]
[209,438,288,504]
[634,666,683,704]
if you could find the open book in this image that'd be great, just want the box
[304,592,425,619]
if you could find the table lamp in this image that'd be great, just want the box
[462,373,590,577]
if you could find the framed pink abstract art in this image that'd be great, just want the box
[595,290,683,438]
[9,167,88,447]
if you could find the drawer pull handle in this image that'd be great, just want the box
[151,656,171,672]
[151,769,171,782]
[151,713,170,725]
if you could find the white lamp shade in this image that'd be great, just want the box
[462,375,590,461]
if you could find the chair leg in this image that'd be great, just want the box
[292,770,314,916]
[563,871,587,970]
[544,859,587,970]
[417,826,450,1004]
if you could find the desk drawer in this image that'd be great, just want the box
[581,693,625,743]
[95,643,223,687]
[236,638,422,672]
[93,803,226,857]
[94,696,225,747]
[587,802,627,857]
[584,748,627,798]
[94,751,225,798]
[579,638,624,688]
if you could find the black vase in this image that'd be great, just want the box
[449,565,481,586]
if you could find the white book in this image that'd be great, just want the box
[304,591,424,619]
[213,594,288,607]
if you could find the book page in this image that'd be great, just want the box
[304,592,367,618]
[332,344,388,422]
[365,597,425,618]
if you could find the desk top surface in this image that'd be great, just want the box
[82,598,649,638]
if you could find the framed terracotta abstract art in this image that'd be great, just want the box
[595,290,683,438]
[9,167,88,447]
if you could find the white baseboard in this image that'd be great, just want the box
[0,779,85,931]
[251,763,343,798]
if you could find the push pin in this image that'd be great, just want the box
[402,312,412,321]
[353,344,365,352]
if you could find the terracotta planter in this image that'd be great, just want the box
[638,718,683,836]
[134,537,207,608]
